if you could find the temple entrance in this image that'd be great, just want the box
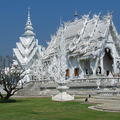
[96,66,101,74]
[103,48,113,76]
[84,60,92,75]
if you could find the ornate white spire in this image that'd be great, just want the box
[74,8,78,17]
[23,7,35,36]
[74,8,78,21]
[59,16,63,29]
[26,7,32,26]
[60,16,62,27]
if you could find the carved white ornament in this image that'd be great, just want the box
[59,30,67,81]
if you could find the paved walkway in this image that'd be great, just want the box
[75,97,120,112]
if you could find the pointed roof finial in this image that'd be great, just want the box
[28,7,30,11]
[26,7,32,26]
[60,16,62,26]
[110,9,114,15]
[107,9,113,20]
[23,7,35,36]
[59,16,63,29]
[74,7,78,17]
[107,10,110,16]
[28,7,30,19]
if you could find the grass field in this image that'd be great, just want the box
[0,97,120,120]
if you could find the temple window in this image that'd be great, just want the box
[96,66,101,74]
[65,69,69,77]
[86,69,88,74]
[103,48,113,76]
[117,61,119,68]
[74,68,79,76]
[106,70,109,76]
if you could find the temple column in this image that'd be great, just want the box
[100,57,104,74]
[111,45,117,74]
[90,59,96,76]
[79,60,84,78]
[113,58,117,74]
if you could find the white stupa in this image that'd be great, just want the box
[13,7,39,81]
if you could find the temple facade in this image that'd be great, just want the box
[13,8,120,85]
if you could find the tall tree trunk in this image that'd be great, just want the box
[4,93,11,100]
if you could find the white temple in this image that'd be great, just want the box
[13,8,120,92]
[13,8,44,82]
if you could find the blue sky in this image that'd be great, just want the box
[0,0,120,56]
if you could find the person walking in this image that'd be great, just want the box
[0,92,3,99]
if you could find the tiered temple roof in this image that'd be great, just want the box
[13,8,38,68]
[43,11,120,62]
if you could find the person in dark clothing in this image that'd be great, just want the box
[85,98,88,102]
[0,92,3,99]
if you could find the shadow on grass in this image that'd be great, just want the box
[0,99,16,103]
[0,99,29,103]
[15,99,30,103]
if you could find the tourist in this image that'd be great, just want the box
[0,92,3,99]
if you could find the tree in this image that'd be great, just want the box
[0,56,25,100]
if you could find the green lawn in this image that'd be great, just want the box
[0,97,120,120]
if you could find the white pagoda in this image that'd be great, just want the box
[13,8,41,82]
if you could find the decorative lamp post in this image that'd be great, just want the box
[52,24,74,101]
